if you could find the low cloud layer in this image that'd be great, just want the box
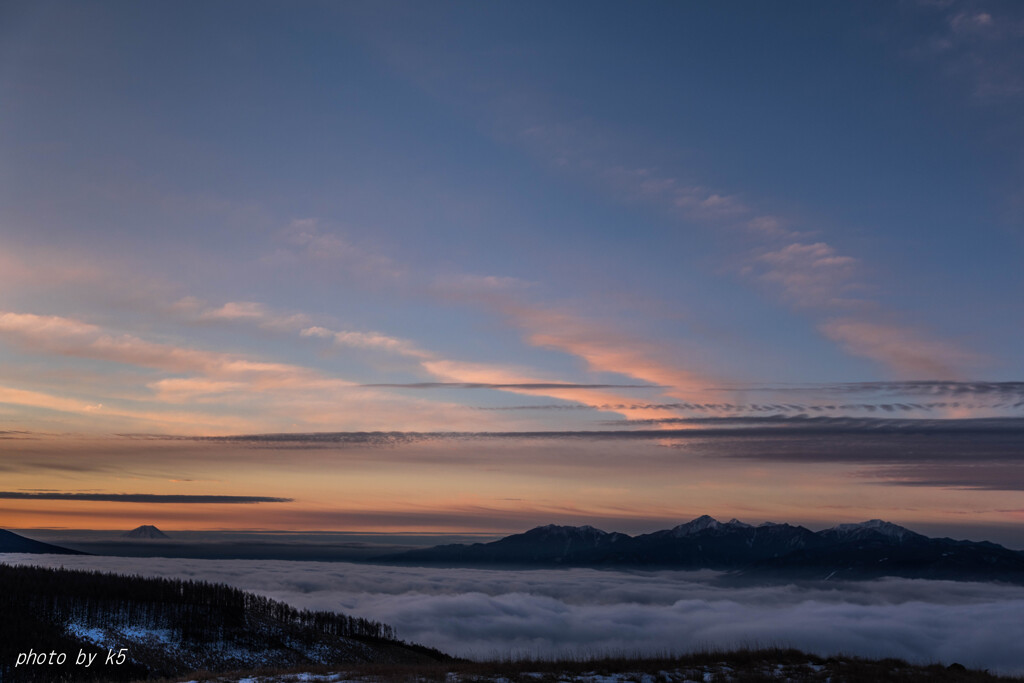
[4,555,1023,673]
[361,383,663,390]
[748,381,1024,401]
[606,415,1024,433]
[149,415,1024,442]
[0,492,291,504]
[113,421,1024,491]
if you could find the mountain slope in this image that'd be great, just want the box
[0,528,87,555]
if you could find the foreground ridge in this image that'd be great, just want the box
[0,563,448,682]
[381,515,1024,583]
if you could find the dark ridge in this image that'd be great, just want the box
[378,516,1024,584]
[0,529,87,555]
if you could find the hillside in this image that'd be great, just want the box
[0,529,86,555]
[0,563,449,682]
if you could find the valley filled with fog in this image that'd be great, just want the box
[4,554,1024,674]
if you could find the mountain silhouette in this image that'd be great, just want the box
[122,524,170,539]
[0,529,86,555]
[380,516,1024,583]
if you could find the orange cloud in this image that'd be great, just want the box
[421,359,685,422]
[0,310,511,433]
[0,382,260,432]
[501,305,718,401]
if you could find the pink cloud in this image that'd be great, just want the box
[0,310,523,433]
[819,318,986,379]
[0,310,322,383]
[301,326,433,359]
[751,241,861,308]
[0,381,261,433]
[175,297,313,331]
[420,359,685,422]
[497,304,721,404]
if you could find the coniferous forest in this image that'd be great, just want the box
[0,563,447,682]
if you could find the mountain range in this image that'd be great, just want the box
[381,516,1024,583]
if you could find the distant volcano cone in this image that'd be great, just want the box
[122,524,169,539]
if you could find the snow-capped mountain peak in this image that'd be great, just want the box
[123,524,169,539]
[668,516,756,538]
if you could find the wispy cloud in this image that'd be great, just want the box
[301,326,433,359]
[174,298,313,331]
[258,214,987,417]
[176,295,437,361]
[0,382,260,433]
[0,309,509,433]
[174,264,672,420]
[515,116,989,381]
[909,1,1024,101]
[428,269,726,416]
[597,165,754,223]
[181,291,688,421]
[748,242,862,308]
[0,310,320,383]
[502,305,717,400]
[419,358,688,421]
[820,318,985,379]
[264,218,406,282]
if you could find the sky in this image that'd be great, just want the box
[0,1,1023,539]
[9,554,1024,673]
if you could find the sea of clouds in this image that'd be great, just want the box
[4,554,1023,673]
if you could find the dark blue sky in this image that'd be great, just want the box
[0,1,1022,534]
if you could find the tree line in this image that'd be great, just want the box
[0,562,400,682]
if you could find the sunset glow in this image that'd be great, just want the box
[1,1,1022,548]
